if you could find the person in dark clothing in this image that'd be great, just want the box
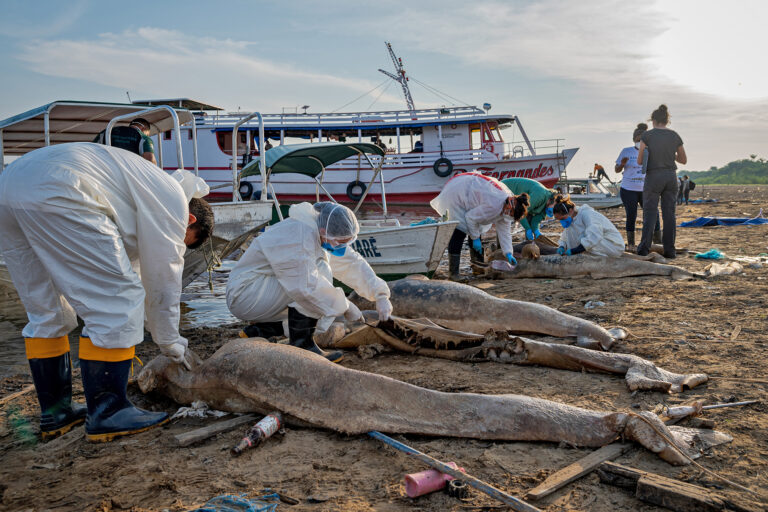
[593,163,611,183]
[636,105,687,258]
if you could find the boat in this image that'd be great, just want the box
[240,141,458,280]
[0,101,274,288]
[133,44,578,204]
[559,177,622,209]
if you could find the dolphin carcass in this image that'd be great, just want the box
[348,276,625,350]
[323,315,708,393]
[138,338,714,465]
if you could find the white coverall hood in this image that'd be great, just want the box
[558,204,624,257]
[430,173,515,255]
[170,169,210,200]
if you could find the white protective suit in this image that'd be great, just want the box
[226,202,390,332]
[558,204,625,257]
[0,142,209,350]
[430,172,514,255]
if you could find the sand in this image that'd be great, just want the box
[0,185,766,511]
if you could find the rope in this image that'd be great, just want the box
[202,237,223,293]
[365,80,394,111]
[409,76,473,107]
[331,78,390,113]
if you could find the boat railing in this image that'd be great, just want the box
[501,139,565,159]
[194,106,489,128]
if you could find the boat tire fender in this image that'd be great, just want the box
[238,181,254,200]
[433,158,453,178]
[346,180,367,201]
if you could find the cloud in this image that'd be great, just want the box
[16,28,406,112]
[0,0,89,38]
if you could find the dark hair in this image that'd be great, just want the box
[130,118,151,131]
[650,105,669,125]
[552,194,575,216]
[187,198,214,249]
[510,193,529,221]
[632,122,648,140]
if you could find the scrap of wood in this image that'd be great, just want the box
[174,414,256,447]
[526,443,631,500]
[0,384,35,406]
[730,325,742,341]
[597,462,762,512]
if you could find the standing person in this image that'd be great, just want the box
[0,143,214,442]
[681,175,691,205]
[552,195,624,257]
[430,172,529,280]
[226,202,392,364]
[677,176,685,205]
[636,105,687,258]
[501,177,556,241]
[93,118,157,164]
[615,123,661,251]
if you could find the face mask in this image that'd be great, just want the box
[545,207,554,218]
[634,143,641,149]
[321,242,347,257]
[559,217,573,228]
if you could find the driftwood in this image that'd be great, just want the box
[173,414,256,447]
[0,385,35,407]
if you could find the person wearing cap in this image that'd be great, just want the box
[129,118,158,164]
[92,117,157,165]
[226,202,392,363]
[430,172,529,280]
[0,142,214,442]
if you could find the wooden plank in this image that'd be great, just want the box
[0,384,35,406]
[174,414,256,447]
[598,462,762,512]
[526,443,631,500]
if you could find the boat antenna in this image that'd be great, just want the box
[378,42,416,114]
[126,91,132,103]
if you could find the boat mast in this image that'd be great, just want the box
[378,42,416,114]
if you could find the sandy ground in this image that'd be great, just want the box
[1,185,766,511]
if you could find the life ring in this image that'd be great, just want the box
[238,181,254,199]
[483,142,495,153]
[346,180,367,201]
[433,157,453,177]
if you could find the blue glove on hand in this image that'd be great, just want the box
[506,252,517,265]
[533,228,541,238]
[525,229,535,241]
[557,246,566,255]
[472,238,482,252]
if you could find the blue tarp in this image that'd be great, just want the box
[680,212,768,227]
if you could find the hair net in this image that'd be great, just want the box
[313,202,359,244]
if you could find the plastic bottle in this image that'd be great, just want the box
[231,411,283,456]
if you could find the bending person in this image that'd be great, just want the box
[501,177,556,241]
[430,172,528,280]
[0,143,214,442]
[553,195,624,257]
[226,202,392,364]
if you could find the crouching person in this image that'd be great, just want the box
[0,143,214,442]
[553,195,624,257]
[226,202,392,364]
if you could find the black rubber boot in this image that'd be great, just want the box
[652,230,662,245]
[239,322,284,339]
[287,307,343,363]
[448,253,462,281]
[626,231,635,252]
[80,358,169,442]
[27,353,87,441]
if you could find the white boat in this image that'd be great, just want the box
[0,101,273,288]
[559,178,622,209]
[241,142,459,279]
[134,45,577,204]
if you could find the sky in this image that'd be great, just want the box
[1,0,767,177]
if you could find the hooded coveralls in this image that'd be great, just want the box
[430,172,514,256]
[226,202,389,333]
[0,143,207,352]
[558,204,625,257]
[501,177,554,233]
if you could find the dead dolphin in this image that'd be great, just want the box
[486,252,702,280]
[325,315,708,393]
[137,338,699,465]
[348,276,624,350]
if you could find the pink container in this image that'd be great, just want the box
[404,462,465,498]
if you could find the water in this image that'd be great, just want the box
[0,206,434,377]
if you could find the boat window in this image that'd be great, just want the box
[215,131,250,156]
[164,130,172,140]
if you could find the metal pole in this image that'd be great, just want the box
[514,117,536,156]
[0,129,4,171]
[44,110,51,146]
[368,431,541,512]
[191,117,199,175]
[156,131,164,169]
[231,112,265,202]
[703,400,759,410]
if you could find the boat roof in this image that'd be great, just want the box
[0,100,194,156]
[241,142,384,178]
[132,98,224,111]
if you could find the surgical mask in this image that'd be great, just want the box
[321,241,348,257]
[559,217,573,228]
[545,207,554,218]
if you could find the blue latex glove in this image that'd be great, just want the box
[472,238,482,252]
[533,228,541,238]
[525,229,535,241]
[557,246,567,255]
[506,252,517,265]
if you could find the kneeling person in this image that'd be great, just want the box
[553,195,624,257]
[226,202,392,363]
